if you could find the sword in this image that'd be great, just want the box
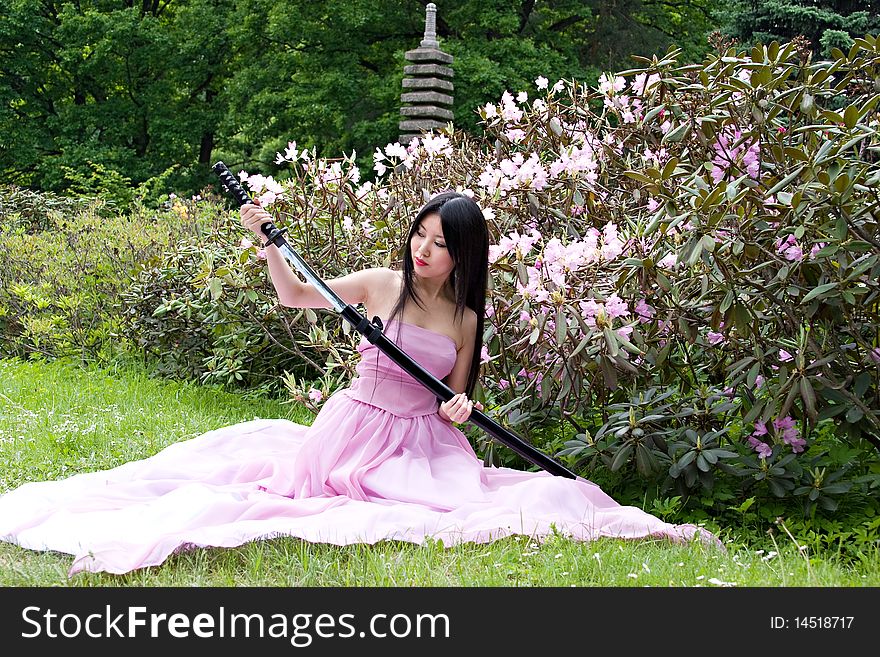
[213,161,576,479]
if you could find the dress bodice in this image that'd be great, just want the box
[344,320,458,418]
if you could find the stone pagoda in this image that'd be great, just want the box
[399,3,454,144]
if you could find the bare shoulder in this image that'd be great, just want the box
[366,267,402,290]
[352,267,399,287]
[361,267,402,307]
[458,306,478,349]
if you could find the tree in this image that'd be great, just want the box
[721,0,880,57]
[0,0,236,198]
[220,0,722,178]
[1,0,723,198]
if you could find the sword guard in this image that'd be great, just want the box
[352,315,385,343]
[262,225,288,247]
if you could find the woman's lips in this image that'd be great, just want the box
[414,257,427,266]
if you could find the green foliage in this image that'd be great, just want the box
[0,0,236,199]
[0,187,191,360]
[0,0,721,201]
[118,194,340,390]
[721,0,879,58]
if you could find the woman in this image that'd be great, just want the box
[0,192,719,576]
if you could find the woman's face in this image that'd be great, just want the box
[411,212,454,282]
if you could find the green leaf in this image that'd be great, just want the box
[642,105,666,123]
[208,277,223,301]
[732,303,751,335]
[854,372,871,397]
[662,122,690,143]
[677,450,696,468]
[746,361,761,387]
[603,327,619,357]
[598,355,618,390]
[801,282,838,303]
[610,443,633,471]
[529,325,541,345]
[570,334,592,359]
[845,405,863,424]
[766,165,806,195]
[624,171,655,185]
[556,307,567,347]
[661,157,679,180]
[799,377,817,422]
[743,399,765,425]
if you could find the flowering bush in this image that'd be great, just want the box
[203,36,880,517]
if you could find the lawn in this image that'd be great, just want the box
[0,357,876,587]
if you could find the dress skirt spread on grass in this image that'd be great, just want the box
[0,321,721,575]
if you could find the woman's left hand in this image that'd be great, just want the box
[440,393,484,425]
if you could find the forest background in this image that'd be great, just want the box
[2,1,874,202]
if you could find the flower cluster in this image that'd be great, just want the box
[748,416,806,458]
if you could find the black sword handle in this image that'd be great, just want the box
[212,161,287,247]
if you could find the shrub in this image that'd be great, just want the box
[119,193,344,391]
[211,36,879,518]
[0,191,188,360]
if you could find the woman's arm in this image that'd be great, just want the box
[241,202,393,309]
[438,310,482,423]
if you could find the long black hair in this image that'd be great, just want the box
[387,191,489,396]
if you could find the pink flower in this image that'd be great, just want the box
[748,436,772,458]
[634,299,655,323]
[778,349,793,362]
[517,368,536,380]
[504,128,526,143]
[257,249,267,260]
[774,416,805,453]
[754,375,765,389]
[785,434,806,453]
[239,237,254,249]
[307,388,323,402]
[605,294,630,320]
[480,345,492,364]
[498,379,511,390]
[710,128,761,183]
[707,331,725,345]
[870,347,880,363]
[579,299,604,328]
[776,235,803,261]
[773,416,796,431]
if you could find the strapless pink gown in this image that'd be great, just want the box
[0,320,720,575]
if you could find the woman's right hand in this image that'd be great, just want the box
[240,202,272,244]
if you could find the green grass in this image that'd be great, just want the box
[1,357,877,587]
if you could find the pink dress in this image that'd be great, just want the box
[0,320,720,575]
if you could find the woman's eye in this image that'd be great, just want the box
[435,242,446,248]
